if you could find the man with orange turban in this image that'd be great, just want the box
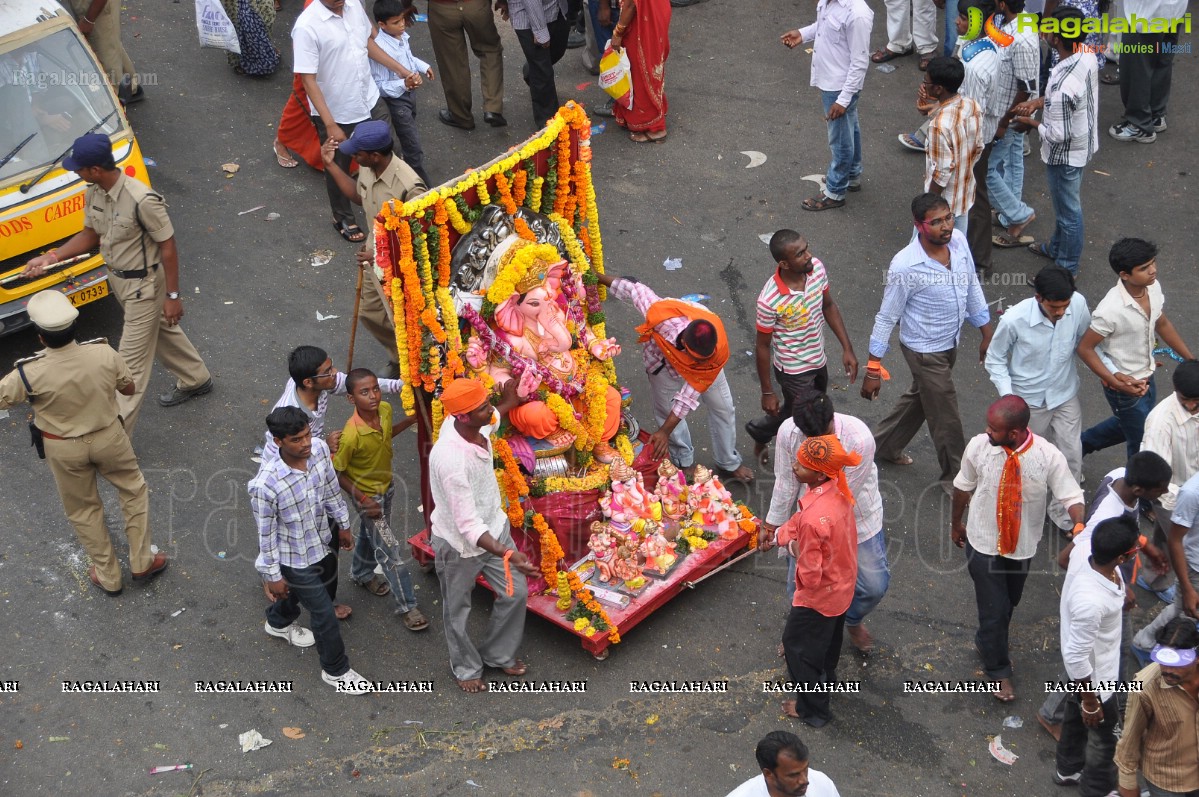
[774,433,861,727]
[428,377,540,693]
[951,395,1085,703]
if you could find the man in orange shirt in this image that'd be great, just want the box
[775,434,861,727]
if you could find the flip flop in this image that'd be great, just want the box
[870,47,912,63]
[919,54,934,71]
[402,608,430,631]
[802,195,846,212]
[333,219,366,243]
[993,232,1035,248]
[273,139,298,169]
[1028,242,1055,260]
[1100,69,1120,85]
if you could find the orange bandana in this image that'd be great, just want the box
[797,434,862,504]
[635,299,730,392]
[441,378,489,415]
[996,432,1035,556]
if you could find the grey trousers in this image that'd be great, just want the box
[432,530,528,681]
[1029,396,1082,530]
[873,345,964,484]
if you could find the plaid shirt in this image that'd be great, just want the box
[1040,52,1099,167]
[994,14,1040,114]
[251,437,350,579]
[925,94,985,217]
[960,39,1003,142]
[610,278,703,419]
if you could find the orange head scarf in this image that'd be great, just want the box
[796,434,862,504]
[441,378,489,415]
[635,299,730,392]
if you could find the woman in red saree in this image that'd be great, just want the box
[271,0,323,169]
[610,0,671,142]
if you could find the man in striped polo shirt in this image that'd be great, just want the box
[746,229,858,461]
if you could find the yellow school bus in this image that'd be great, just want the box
[0,0,149,335]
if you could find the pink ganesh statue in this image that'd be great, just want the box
[690,465,744,540]
[600,459,657,525]
[464,238,622,461]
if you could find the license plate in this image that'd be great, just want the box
[67,280,109,308]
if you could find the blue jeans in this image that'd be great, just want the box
[821,90,862,201]
[988,128,1034,228]
[942,0,958,56]
[1147,783,1199,797]
[1081,374,1157,460]
[587,0,616,54]
[351,485,418,614]
[786,530,891,627]
[1044,163,1085,275]
[267,552,349,676]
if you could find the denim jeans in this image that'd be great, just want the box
[587,0,616,54]
[1081,373,1157,460]
[820,90,862,201]
[1044,163,1085,275]
[966,542,1030,679]
[988,128,1034,228]
[383,94,431,186]
[785,529,891,627]
[351,485,418,614]
[1146,782,1199,797]
[942,0,958,56]
[267,552,349,676]
[1056,694,1119,797]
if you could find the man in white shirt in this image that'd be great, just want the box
[780,0,874,212]
[1077,238,1193,460]
[1053,514,1140,795]
[724,731,841,797]
[293,0,411,243]
[984,266,1090,528]
[763,393,889,654]
[1134,471,1199,654]
[428,378,539,693]
[951,395,1084,702]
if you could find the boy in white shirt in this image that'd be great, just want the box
[371,0,435,185]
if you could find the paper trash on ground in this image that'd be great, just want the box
[989,735,1017,765]
[239,729,272,752]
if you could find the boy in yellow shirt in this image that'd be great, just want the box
[333,368,428,631]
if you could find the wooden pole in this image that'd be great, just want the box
[346,266,365,371]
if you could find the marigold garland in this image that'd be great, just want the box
[535,511,565,587]
[514,217,537,241]
[613,434,634,465]
[542,465,610,494]
[553,129,571,216]
[513,168,528,206]
[528,175,545,212]
[396,223,426,394]
[485,242,563,305]
[547,393,590,450]
[391,277,417,415]
[444,197,472,234]
[476,176,492,206]
[584,364,608,446]
[494,171,517,215]
[430,398,444,442]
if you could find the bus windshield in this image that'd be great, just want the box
[0,27,122,181]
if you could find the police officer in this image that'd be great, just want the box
[0,291,167,595]
[22,133,212,436]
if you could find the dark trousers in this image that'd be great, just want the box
[311,99,392,225]
[746,365,829,444]
[966,542,1030,679]
[873,345,965,484]
[515,14,571,125]
[266,551,349,677]
[1119,31,1178,136]
[383,94,431,186]
[967,142,993,275]
[1056,694,1119,796]
[1081,373,1157,460]
[782,605,846,725]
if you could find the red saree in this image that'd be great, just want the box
[274,0,323,170]
[614,0,671,134]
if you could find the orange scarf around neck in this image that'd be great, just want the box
[996,432,1035,556]
[635,299,730,392]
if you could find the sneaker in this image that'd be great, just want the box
[1053,770,1082,786]
[158,378,214,407]
[1108,122,1156,144]
[264,621,315,648]
[322,667,371,694]
[1153,116,1167,132]
[566,28,585,48]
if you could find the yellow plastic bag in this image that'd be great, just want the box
[598,45,633,111]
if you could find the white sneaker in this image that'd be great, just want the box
[321,667,372,694]
[264,621,315,648]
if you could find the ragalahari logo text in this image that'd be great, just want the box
[961,8,1017,46]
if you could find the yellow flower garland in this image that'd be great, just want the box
[431,398,444,442]
[543,465,610,494]
[485,242,562,304]
[444,199,472,235]
[613,434,634,465]
[546,393,590,450]
[584,364,608,446]
[391,277,417,415]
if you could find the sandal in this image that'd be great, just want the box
[1028,242,1055,260]
[993,232,1034,248]
[801,195,846,212]
[918,54,934,71]
[358,574,391,596]
[1100,69,1120,85]
[273,139,298,169]
[333,219,366,243]
[501,659,530,677]
[870,47,911,63]
[629,131,663,143]
[402,608,429,631]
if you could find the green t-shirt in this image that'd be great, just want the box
[332,400,394,497]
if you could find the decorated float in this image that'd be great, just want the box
[372,103,759,659]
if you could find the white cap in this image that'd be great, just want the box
[27,290,79,332]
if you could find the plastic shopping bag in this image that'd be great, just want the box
[195,0,241,55]
[598,45,633,111]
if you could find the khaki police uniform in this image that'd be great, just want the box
[86,172,211,434]
[0,341,152,592]
[69,0,138,94]
[358,157,425,364]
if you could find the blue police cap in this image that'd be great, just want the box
[337,121,393,156]
[62,133,114,171]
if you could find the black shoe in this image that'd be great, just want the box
[483,112,507,127]
[567,29,586,48]
[438,109,475,130]
[158,378,213,407]
[592,98,615,118]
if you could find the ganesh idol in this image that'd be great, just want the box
[464,237,624,462]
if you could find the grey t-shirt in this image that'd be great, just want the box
[1170,471,1199,570]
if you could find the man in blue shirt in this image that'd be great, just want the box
[863,192,992,494]
[984,266,1090,528]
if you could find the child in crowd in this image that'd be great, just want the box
[371,0,434,186]
[333,368,429,631]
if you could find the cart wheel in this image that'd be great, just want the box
[593,648,610,662]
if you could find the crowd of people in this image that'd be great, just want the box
[1,0,1196,793]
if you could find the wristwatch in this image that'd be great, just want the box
[166,291,180,300]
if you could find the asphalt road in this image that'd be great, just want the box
[0,0,1195,795]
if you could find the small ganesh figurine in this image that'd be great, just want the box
[588,521,617,583]
[600,459,655,524]
[639,521,678,574]
[654,460,689,520]
[611,537,643,582]
[690,465,741,540]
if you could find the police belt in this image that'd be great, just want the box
[109,263,160,279]
[39,429,68,440]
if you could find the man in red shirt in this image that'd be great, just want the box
[776,434,861,727]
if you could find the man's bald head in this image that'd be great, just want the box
[988,395,1031,432]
